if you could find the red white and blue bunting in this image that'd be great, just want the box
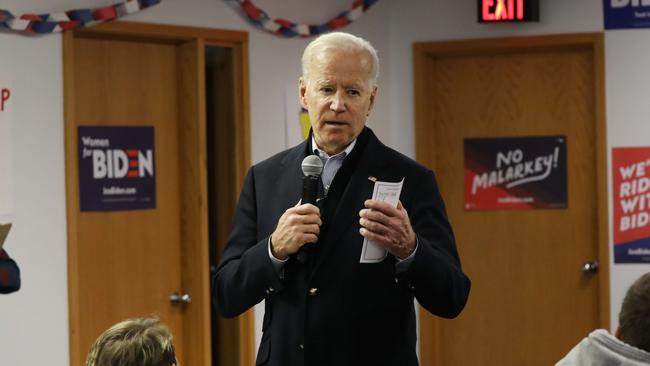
[226,0,378,38]
[0,0,159,34]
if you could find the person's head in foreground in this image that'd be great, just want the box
[616,272,650,352]
[86,316,177,366]
[555,271,650,366]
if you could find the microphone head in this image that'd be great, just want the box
[301,155,323,177]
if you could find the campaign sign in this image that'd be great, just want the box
[612,147,650,263]
[464,136,567,210]
[78,126,156,211]
[604,0,650,30]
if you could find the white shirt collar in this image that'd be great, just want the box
[311,136,357,159]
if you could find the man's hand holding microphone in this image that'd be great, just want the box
[270,155,323,261]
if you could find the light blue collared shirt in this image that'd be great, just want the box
[311,136,356,196]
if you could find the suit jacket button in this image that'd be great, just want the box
[308,287,318,296]
[299,343,304,350]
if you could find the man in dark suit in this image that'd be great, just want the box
[213,32,470,366]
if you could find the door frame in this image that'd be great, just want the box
[63,21,253,366]
[412,33,609,365]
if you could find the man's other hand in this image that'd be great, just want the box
[359,200,416,259]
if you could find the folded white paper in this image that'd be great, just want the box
[360,178,404,263]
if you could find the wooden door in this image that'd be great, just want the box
[67,35,193,365]
[414,34,609,366]
[64,22,251,366]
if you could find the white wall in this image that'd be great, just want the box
[0,1,648,365]
[0,29,68,366]
[604,29,650,328]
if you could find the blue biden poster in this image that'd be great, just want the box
[78,126,156,211]
[604,0,650,29]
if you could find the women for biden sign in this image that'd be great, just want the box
[612,147,650,263]
[78,126,156,211]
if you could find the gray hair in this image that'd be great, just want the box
[618,272,650,352]
[301,32,379,85]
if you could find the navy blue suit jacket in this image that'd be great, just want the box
[213,128,470,366]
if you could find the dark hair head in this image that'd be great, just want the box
[618,272,650,352]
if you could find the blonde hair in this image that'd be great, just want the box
[301,32,379,85]
[86,317,176,366]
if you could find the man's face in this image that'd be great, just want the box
[299,48,377,155]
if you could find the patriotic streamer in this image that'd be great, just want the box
[226,0,378,38]
[0,0,160,34]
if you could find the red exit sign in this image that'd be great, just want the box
[478,0,539,23]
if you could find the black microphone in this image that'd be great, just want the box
[297,155,323,264]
